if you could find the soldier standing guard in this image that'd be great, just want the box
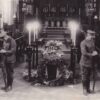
[0,28,16,92]
[80,30,98,95]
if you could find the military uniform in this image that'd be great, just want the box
[3,35,16,89]
[80,38,95,93]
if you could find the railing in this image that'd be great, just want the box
[15,35,26,62]
[15,35,25,41]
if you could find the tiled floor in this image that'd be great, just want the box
[0,62,100,100]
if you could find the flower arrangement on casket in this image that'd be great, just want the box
[42,40,64,61]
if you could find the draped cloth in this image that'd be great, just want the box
[0,0,19,26]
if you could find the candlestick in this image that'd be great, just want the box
[29,30,31,45]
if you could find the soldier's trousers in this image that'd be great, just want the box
[81,66,92,91]
[5,62,14,87]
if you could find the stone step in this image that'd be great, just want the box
[45,29,65,31]
[44,37,65,41]
[45,32,65,35]
[43,27,65,29]
[47,35,64,38]
[43,31,65,34]
[42,30,69,34]
[47,34,63,36]
[46,37,64,40]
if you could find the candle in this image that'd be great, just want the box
[71,30,76,46]
[79,8,80,16]
[34,30,35,42]
[34,29,38,42]
[35,30,38,41]
[68,21,79,46]
[29,30,31,45]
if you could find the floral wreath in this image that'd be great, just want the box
[42,40,64,60]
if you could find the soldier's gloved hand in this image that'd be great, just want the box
[0,49,6,53]
[92,51,98,56]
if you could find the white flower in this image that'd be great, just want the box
[43,40,64,60]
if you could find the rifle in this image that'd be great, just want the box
[1,63,7,88]
[92,57,96,92]
[92,46,100,92]
[0,53,7,88]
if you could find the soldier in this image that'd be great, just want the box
[0,28,16,92]
[80,30,98,95]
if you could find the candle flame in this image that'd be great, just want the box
[26,19,42,42]
[68,20,80,46]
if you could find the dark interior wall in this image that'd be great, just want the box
[35,0,83,18]
[36,0,81,6]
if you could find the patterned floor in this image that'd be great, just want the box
[0,62,100,100]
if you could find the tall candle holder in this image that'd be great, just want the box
[68,20,80,84]
[31,40,38,69]
[26,22,33,81]
[26,45,33,81]
[25,19,42,81]
[70,44,78,84]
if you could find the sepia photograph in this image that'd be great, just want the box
[0,0,100,100]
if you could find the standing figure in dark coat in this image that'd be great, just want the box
[0,28,16,92]
[80,30,98,95]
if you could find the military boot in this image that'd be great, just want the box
[82,82,88,95]
[87,82,92,93]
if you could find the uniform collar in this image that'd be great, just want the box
[85,39,94,42]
